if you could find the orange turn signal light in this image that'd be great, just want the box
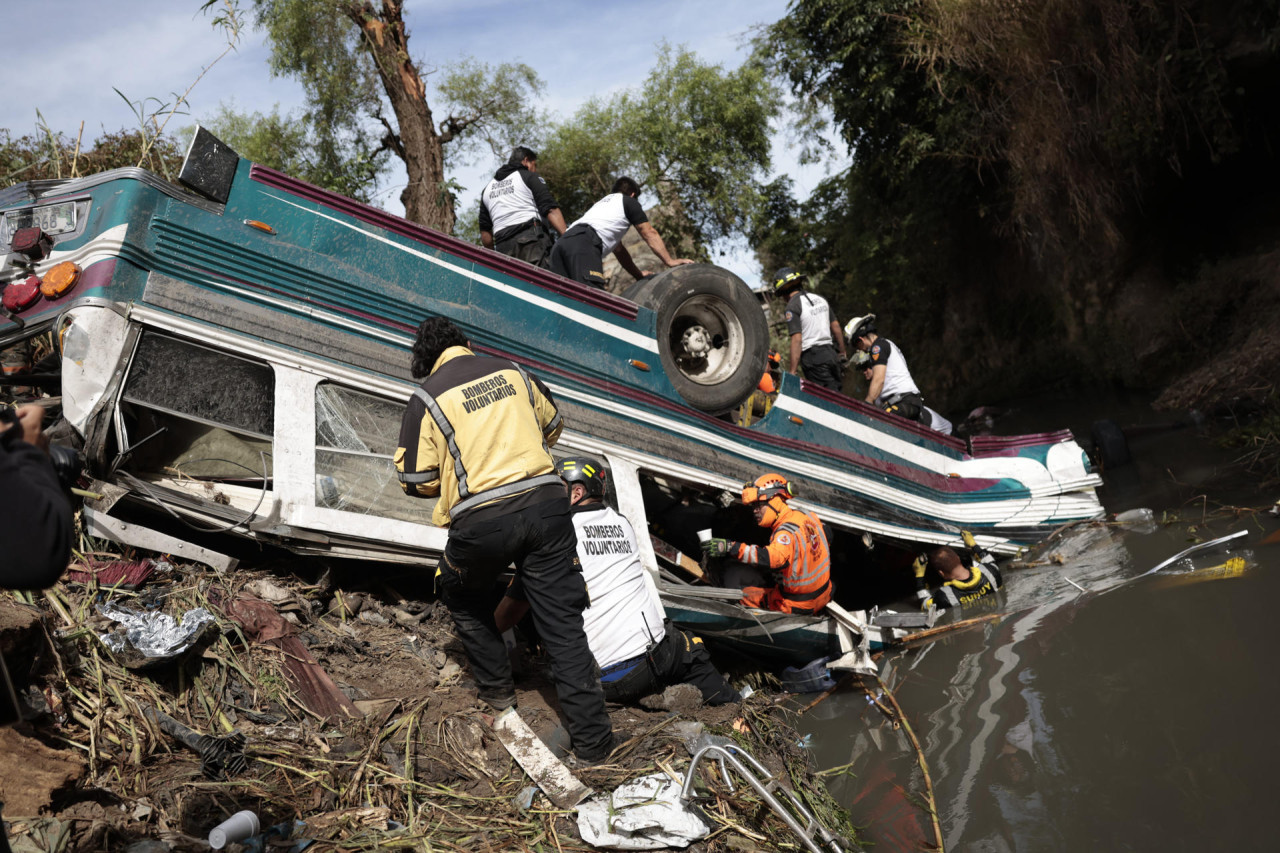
[39,261,80,299]
[244,219,276,234]
[628,359,650,372]
[789,415,805,425]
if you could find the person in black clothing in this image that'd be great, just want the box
[478,146,567,268]
[772,267,847,392]
[0,404,71,590]
[1,404,72,853]
[393,317,615,763]
[549,177,692,288]
[912,532,1004,611]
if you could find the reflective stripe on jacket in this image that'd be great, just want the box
[394,346,563,527]
[735,506,832,605]
[917,556,1003,611]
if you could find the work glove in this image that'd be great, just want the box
[701,538,732,558]
[961,529,989,561]
[912,552,929,579]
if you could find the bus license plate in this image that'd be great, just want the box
[1,201,78,247]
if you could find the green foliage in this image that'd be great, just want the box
[435,59,547,169]
[764,0,961,174]
[249,0,387,199]
[453,197,482,245]
[1,127,184,186]
[202,101,385,202]
[538,44,780,255]
[534,97,627,222]
[755,0,985,371]
[249,1,547,224]
[904,0,1263,255]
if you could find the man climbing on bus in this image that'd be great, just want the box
[773,267,846,392]
[478,146,567,268]
[548,177,692,288]
[700,474,833,614]
[913,531,1004,611]
[846,313,930,425]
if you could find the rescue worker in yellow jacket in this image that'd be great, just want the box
[913,531,1004,611]
[700,474,833,614]
[393,316,614,765]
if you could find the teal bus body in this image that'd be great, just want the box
[0,152,1104,556]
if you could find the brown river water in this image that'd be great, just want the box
[798,392,1279,851]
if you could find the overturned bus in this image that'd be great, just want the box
[0,129,1103,662]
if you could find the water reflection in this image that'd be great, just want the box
[803,520,1277,851]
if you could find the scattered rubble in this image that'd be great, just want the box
[1,548,856,852]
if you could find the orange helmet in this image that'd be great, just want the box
[742,473,794,527]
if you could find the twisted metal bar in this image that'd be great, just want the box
[681,743,844,853]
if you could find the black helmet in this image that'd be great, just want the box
[771,267,805,294]
[557,455,607,499]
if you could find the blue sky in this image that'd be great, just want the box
[3,0,839,282]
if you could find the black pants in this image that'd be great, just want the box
[882,392,928,424]
[603,624,738,706]
[801,344,844,391]
[548,224,608,288]
[439,497,614,759]
[495,219,554,269]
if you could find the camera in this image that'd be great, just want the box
[46,443,85,492]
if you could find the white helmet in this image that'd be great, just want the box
[844,313,876,341]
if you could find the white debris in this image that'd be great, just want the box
[577,773,709,850]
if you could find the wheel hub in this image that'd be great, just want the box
[680,325,713,359]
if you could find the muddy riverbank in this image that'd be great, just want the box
[0,559,851,853]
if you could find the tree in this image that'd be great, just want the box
[759,1,984,351]
[537,44,780,257]
[904,0,1254,255]
[203,101,385,203]
[761,0,1280,408]
[250,0,544,234]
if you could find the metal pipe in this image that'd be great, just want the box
[682,744,843,853]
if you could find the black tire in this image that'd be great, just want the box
[622,264,768,414]
[1090,419,1131,469]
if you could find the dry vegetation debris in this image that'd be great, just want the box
[0,554,854,852]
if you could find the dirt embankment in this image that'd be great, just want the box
[0,561,853,853]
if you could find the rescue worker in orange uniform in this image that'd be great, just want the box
[700,474,833,614]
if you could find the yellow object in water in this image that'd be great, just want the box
[1197,556,1248,579]
[1153,556,1250,590]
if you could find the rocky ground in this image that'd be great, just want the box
[0,551,853,853]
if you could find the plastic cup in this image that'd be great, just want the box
[697,529,713,543]
[209,810,260,850]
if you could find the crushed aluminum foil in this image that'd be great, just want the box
[97,602,215,661]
